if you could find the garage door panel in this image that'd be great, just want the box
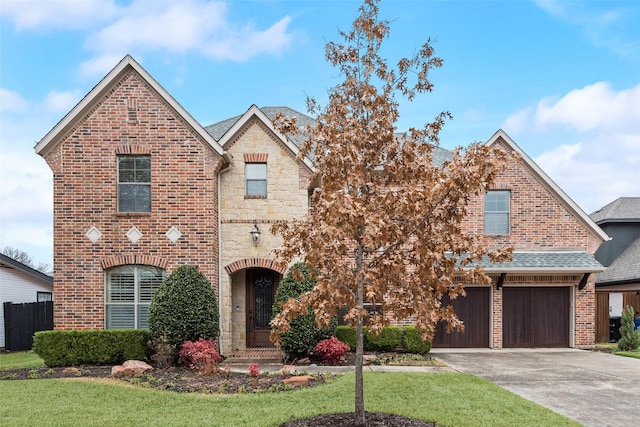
[504,287,570,348]
[433,287,490,348]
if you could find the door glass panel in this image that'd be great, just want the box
[254,275,273,329]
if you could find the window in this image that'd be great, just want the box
[118,155,151,212]
[484,190,510,235]
[105,265,164,329]
[246,163,267,197]
[37,292,52,302]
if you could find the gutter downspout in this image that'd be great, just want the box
[217,152,233,355]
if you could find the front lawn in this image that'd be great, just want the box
[594,342,640,359]
[0,351,45,369]
[0,372,579,427]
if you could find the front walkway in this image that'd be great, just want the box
[432,348,640,427]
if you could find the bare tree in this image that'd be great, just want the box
[270,1,512,424]
[2,246,53,275]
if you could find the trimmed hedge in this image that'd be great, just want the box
[403,326,433,354]
[32,329,150,367]
[335,325,432,354]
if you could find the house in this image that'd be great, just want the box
[590,197,640,342]
[35,55,607,354]
[0,253,53,348]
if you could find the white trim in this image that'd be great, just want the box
[216,104,315,171]
[486,129,610,242]
[35,55,225,157]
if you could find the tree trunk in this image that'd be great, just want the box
[354,243,366,426]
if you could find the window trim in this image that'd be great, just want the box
[117,155,151,213]
[484,190,510,235]
[105,265,164,330]
[245,162,267,198]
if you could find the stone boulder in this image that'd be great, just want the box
[111,360,154,377]
[282,375,315,387]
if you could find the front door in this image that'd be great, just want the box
[246,269,278,347]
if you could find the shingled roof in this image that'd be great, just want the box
[596,237,640,285]
[205,105,453,166]
[590,197,640,224]
[469,251,604,274]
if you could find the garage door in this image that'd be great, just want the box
[433,287,490,348]
[503,287,570,348]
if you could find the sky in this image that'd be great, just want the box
[1,0,639,268]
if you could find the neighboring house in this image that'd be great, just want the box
[590,197,640,342]
[0,253,53,348]
[35,55,607,354]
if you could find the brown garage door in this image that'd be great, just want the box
[503,287,570,348]
[433,287,490,348]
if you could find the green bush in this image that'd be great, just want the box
[32,329,150,367]
[617,306,640,351]
[403,326,433,354]
[148,265,219,347]
[335,325,432,354]
[336,326,356,349]
[272,262,336,358]
[365,326,403,351]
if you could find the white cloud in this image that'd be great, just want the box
[534,0,639,59]
[0,88,29,112]
[44,90,82,113]
[76,1,293,76]
[505,82,640,133]
[0,0,118,31]
[504,82,640,213]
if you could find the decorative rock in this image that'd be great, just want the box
[111,360,154,377]
[297,357,311,365]
[363,354,377,364]
[282,375,315,387]
[281,364,296,375]
[62,367,80,375]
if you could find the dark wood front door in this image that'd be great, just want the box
[433,287,490,348]
[503,287,570,348]
[246,269,279,347]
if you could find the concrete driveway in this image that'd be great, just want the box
[432,349,640,427]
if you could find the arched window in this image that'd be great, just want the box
[105,265,164,329]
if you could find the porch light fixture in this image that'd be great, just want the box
[250,222,261,244]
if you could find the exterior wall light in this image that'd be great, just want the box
[250,222,261,244]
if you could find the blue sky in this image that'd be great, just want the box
[1,0,639,267]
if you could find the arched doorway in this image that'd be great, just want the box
[246,268,281,347]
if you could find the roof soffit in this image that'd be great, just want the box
[34,55,225,158]
[486,129,609,242]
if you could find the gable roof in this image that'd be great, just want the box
[206,105,314,170]
[487,129,609,243]
[475,250,604,274]
[590,197,640,224]
[0,254,53,285]
[35,55,225,157]
[596,236,640,285]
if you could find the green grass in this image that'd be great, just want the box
[0,351,45,369]
[0,372,579,427]
[594,342,640,358]
[615,350,640,359]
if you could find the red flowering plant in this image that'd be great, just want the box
[248,363,260,377]
[179,339,223,375]
[313,337,350,365]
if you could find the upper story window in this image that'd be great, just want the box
[105,265,164,329]
[246,163,267,197]
[484,190,510,235]
[118,155,151,212]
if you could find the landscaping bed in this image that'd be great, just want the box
[0,365,332,394]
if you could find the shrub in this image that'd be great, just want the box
[335,326,356,349]
[365,326,403,351]
[403,326,432,354]
[148,265,219,346]
[313,336,350,365]
[617,306,640,351]
[272,262,336,358]
[32,329,150,367]
[179,339,223,374]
